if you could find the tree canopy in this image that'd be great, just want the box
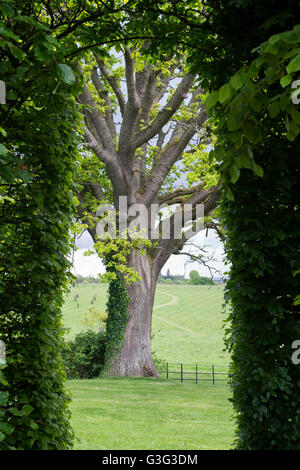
[0,0,299,450]
[74,43,219,376]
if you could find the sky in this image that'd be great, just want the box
[70,54,228,280]
[70,228,228,280]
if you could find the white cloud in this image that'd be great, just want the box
[71,228,227,279]
[70,248,105,278]
[160,230,227,278]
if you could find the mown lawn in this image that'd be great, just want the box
[67,377,234,450]
[62,283,229,364]
[152,284,228,364]
[63,282,233,450]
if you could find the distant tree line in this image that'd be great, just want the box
[158,269,217,286]
[74,271,218,286]
[73,274,104,284]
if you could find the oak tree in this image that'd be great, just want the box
[76,46,219,376]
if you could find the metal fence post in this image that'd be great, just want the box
[160,361,228,384]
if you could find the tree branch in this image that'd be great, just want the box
[77,73,116,156]
[153,186,220,260]
[91,66,116,140]
[117,46,141,166]
[95,54,126,116]
[141,107,207,206]
[83,127,127,194]
[158,183,205,205]
[134,73,196,149]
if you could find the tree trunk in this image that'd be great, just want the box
[106,250,160,377]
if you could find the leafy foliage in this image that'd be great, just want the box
[103,255,130,372]
[138,0,300,449]
[0,366,39,449]
[222,137,300,449]
[62,330,106,379]
[0,0,147,446]
[188,271,215,285]
[196,0,300,449]
[94,236,153,284]
[75,44,219,375]
[0,87,79,449]
[0,1,82,449]
[206,25,300,196]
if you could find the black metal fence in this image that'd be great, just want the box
[158,363,229,384]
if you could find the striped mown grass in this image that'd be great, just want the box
[67,377,234,450]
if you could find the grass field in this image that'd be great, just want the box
[62,282,234,450]
[62,283,229,365]
[67,377,234,450]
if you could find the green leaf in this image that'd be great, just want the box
[226,186,235,201]
[44,35,61,48]
[8,44,26,61]
[0,24,19,41]
[269,101,281,118]
[229,73,244,90]
[227,113,243,131]
[0,166,15,182]
[282,48,300,61]
[279,94,290,111]
[30,422,39,430]
[57,64,76,85]
[280,74,293,88]
[286,130,296,141]
[264,42,279,55]
[236,152,252,169]
[0,422,14,435]
[289,106,300,124]
[22,404,33,415]
[205,91,218,109]
[218,83,234,104]
[245,143,253,159]
[14,15,48,28]
[244,122,261,143]
[0,2,14,16]
[15,168,32,183]
[286,55,300,74]
[34,44,53,62]
[248,96,263,113]
[279,29,300,44]
[268,33,282,45]
[212,145,225,162]
[253,163,264,177]
[229,165,240,184]
[9,407,24,416]
[0,143,9,155]
[0,392,8,406]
